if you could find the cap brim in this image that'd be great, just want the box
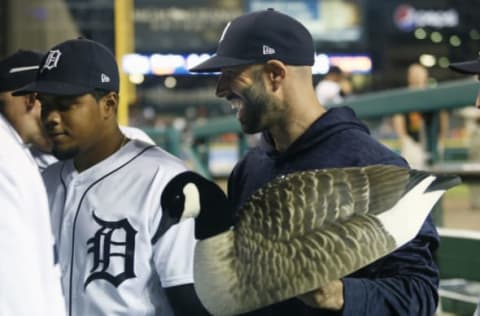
[12,80,92,96]
[449,59,480,74]
[189,55,257,73]
[0,71,40,93]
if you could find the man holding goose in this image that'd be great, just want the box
[183,8,449,316]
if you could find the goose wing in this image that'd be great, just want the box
[220,165,458,315]
[236,164,411,242]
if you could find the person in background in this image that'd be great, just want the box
[0,50,56,171]
[14,38,208,316]
[315,65,351,106]
[449,55,480,316]
[392,63,449,169]
[0,50,66,316]
[190,8,439,316]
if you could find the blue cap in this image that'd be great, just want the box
[0,50,43,93]
[449,57,480,74]
[189,9,315,72]
[14,38,119,96]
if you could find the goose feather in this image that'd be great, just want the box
[161,165,460,316]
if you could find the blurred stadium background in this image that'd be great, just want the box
[2,1,480,314]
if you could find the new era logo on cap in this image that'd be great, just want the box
[262,45,276,55]
[101,73,110,83]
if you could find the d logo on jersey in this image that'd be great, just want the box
[84,212,137,289]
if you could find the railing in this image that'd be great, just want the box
[437,228,480,315]
[144,78,479,177]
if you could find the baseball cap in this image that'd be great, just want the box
[14,38,119,96]
[0,50,43,93]
[189,9,315,72]
[449,57,480,74]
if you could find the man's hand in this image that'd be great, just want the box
[297,280,344,311]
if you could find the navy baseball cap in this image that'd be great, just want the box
[14,38,119,96]
[0,50,43,93]
[449,57,480,74]
[189,9,315,72]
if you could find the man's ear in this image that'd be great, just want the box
[100,92,119,119]
[264,60,287,91]
[25,93,37,111]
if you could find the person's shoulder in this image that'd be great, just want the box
[330,128,406,166]
[236,144,266,165]
[228,145,266,182]
[120,125,155,145]
[132,140,181,161]
[129,140,187,173]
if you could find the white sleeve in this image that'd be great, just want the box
[0,116,66,316]
[0,170,40,316]
[149,161,196,288]
[153,219,196,288]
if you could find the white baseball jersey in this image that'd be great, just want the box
[0,115,66,316]
[120,125,155,145]
[30,146,59,172]
[43,139,196,316]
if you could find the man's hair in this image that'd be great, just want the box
[90,89,111,101]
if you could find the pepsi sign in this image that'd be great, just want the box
[394,4,458,31]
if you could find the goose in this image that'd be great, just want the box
[160,165,460,316]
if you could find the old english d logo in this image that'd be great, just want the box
[84,212,137,289]
[41,49,62,72]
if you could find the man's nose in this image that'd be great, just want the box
[42,108,61,128]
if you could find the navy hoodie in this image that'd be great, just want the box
[228,107,439,316]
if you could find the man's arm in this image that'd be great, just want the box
[166,284,211,316]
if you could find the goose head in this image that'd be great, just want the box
[161,171,234,240]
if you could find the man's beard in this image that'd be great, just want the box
[240,79,281,134]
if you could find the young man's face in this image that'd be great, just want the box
[38,93,104,160]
